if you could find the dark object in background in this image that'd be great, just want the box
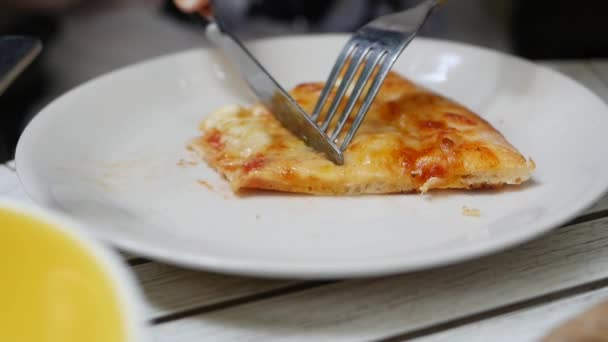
[0,37,41,95]
[0,36,43,163]
[0,14,57,162]
[512,1,608,59]
[163,0,409,32]
[248,0,335,24]
[247,0,409,31]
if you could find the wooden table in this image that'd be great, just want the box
[3,60,608,341]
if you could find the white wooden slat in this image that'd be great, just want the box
[581,193,608,215]
[540,61,608,102]
[152,217,608,342]
[0,165,31,203]
[119,250,144,261]
[414,287,608,342]
[131,262,293,320]
[0,166,18,193]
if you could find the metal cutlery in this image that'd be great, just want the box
[0,36,42,96]
[203,0,442,164]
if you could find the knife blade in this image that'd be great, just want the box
[204,22,344,164]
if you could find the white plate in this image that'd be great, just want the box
[16,35,608,279]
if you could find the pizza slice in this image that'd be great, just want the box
[190,72,534,195]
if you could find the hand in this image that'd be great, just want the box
[174,0,212,16]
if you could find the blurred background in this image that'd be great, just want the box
[1,0,608,162]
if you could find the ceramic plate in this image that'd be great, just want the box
[16,35,608,279]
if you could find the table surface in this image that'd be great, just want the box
[2,59,608,341]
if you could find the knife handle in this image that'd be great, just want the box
[0,36,42,95]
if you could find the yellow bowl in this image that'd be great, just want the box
[0,200,146,342]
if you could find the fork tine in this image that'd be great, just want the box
[340,60,394,150]
[319,45,371,132]
[330,49,386,141]
[311,40,357,122]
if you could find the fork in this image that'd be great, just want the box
[311,0,442,155]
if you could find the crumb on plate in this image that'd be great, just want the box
[177,158,199,167]
[197,180,214,191]
[462,206,481,217]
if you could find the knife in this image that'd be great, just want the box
[0,36,42,96]
[201,18,344,164]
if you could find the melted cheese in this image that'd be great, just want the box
[191,72,534,195]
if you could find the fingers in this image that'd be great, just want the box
[174,0,212,16]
